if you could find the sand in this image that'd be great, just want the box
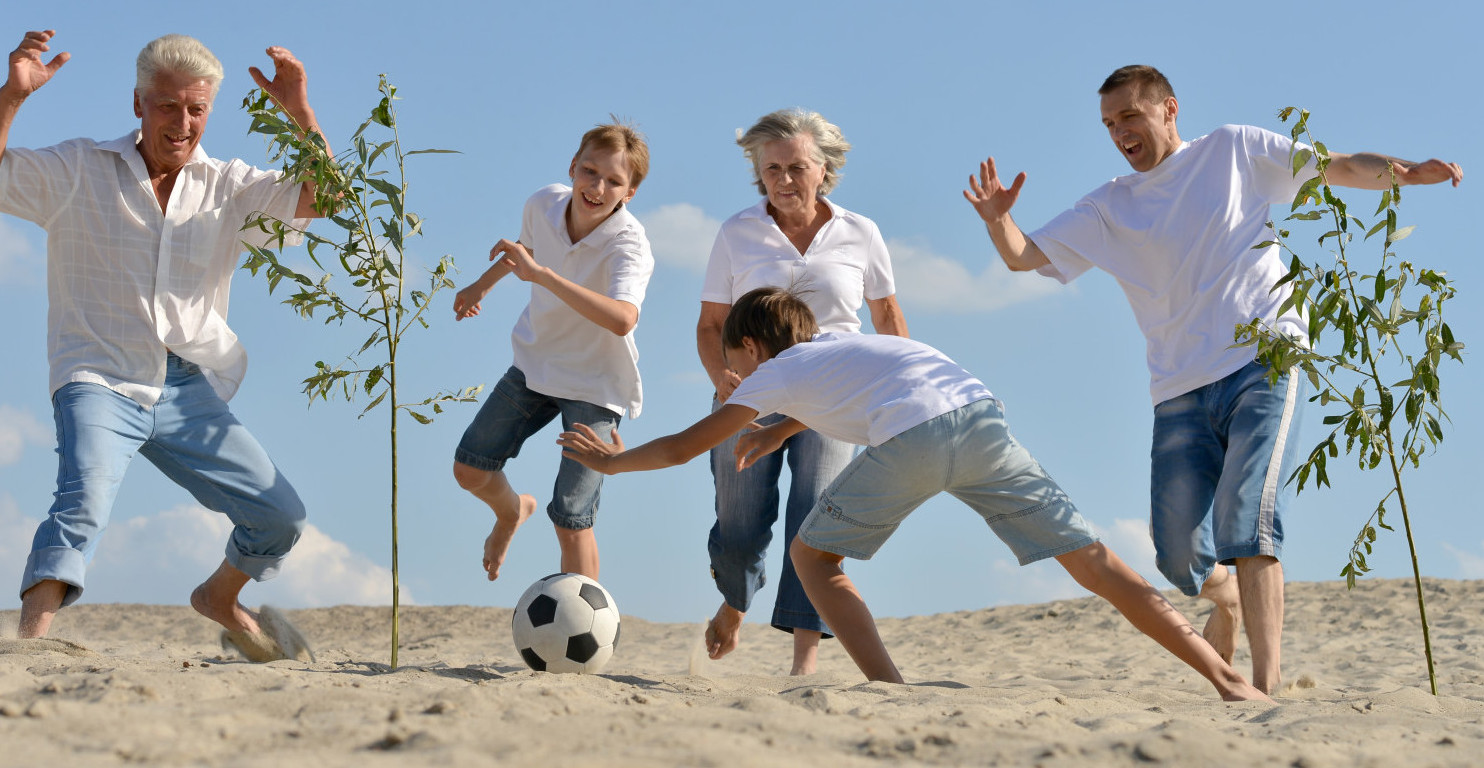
[2,577,1481,767]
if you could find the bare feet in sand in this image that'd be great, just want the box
[484,494,537,580]
[1201,566,1242,664]
[705,602,745,659]
[190,583,259,635]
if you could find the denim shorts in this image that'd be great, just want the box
[800,398,1098,564]
[454,366,619,530]
[1150,360,1304,596]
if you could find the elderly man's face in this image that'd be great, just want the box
[133,69,215,177]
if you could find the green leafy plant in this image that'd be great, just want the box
[240,76,481,669]
[1235,108,1464,694]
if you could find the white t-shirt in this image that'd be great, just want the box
[727,332,995,447]
[0,132,308,405]
[1030,125,1316,405]
[510,184,654,418]
[700,196,897,333]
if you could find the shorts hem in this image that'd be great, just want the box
[453,450,508,473]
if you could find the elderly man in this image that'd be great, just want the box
[964,64,1462,694]
[1,30,327,660]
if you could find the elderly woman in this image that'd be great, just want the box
[696,108,908,675]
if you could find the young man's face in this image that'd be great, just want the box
[133,69,214,177]
[1099,83,1179,173]
[567,145,637,235]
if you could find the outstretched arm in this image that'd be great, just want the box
[558,403,758,475]
[249,46,328,219]
[492,238,639,334]
[0,30,69,164]
[1324,151,1463,190]
[963,156,1050,272]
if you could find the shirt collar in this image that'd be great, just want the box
[739,194,838,222]
[99,130,212,182]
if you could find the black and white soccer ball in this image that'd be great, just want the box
[511,573,621,673]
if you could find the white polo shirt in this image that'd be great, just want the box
[0,132,308,405]
[510,184,654,418]
[1030,125,1316,405]
[700,196,897,333]
[728,332,995,448]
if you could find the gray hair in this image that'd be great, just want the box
[736,108,850,197]
[135,34,224,100]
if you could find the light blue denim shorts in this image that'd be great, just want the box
[799,398,1098,563]
[1150,360,1304,595]
[454,366,619,530]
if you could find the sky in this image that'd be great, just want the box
[1,1,1479,647]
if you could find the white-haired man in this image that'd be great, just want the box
[1,30,327,659]
[964,64,1462,694]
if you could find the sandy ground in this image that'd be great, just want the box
[2,577,1481,767]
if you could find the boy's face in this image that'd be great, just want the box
[567,145,637,234]
[723,338,766,381]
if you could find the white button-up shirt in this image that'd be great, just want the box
[0,131,307,405]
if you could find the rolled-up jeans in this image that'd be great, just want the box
[21,353,306,606]
[706,397,855,635]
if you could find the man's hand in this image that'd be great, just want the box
[248,46,311,119]
[963,156,1026,224]
[734,421,785,471]
[3,30,68,102]
[557,423,625,475]
[1395,158,1464,188]
[491,239,548,284]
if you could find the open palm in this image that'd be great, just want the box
[6,30,69,98]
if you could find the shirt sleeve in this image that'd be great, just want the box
[699,218,736,305]
[860,216,897,301]
[603,225,654,307]
[725,359,790,416]
[0,143,75,225]
[1237,124,1316,206]
[1028,196,1104,284]
[228,159,309,250]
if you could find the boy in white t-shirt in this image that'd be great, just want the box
[451,121,654,583]
[558,287,1269,701]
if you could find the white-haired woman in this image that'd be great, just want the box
[696,108,908,674]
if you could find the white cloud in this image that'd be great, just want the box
[0,216,43,285]
[1444,540,1484,579]
[0,405,51,466]
[0,503,405,609]
[887,237,1064,314]
[641,203,721,272]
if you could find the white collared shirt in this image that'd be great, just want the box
[0,131,307,405]
[510,184,654,418]
[700,196,897,333]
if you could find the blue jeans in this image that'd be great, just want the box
[22,354,306,606]
[707,398,855,635]
[1150,360,1304,596]
[454,366,619,530]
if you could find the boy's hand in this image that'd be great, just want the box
[557,423,625,474]
[491,238,548,284]
[963,156,1026,224]
[734,421,785,471]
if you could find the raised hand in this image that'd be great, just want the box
[248,46,312,123]
[963,156,1027,224]
[4,30,69,101]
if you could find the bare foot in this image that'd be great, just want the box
[1219,677,1275,703]
[483,494,537,581]
[1200,566,1242,664]
[791,629,822,675]
[190,583,259,635]
[705,602,745,660]
[18,580,68,639]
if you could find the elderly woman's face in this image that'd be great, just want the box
[758,134,826,216]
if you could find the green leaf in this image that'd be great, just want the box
[1387,225,1416,244]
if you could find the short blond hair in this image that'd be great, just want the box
[573,118,651,188]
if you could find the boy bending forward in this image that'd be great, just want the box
[559,287,1268,701]
[453,121,653,582]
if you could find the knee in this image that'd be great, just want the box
[789,537,839,574]
[453,461,488,492]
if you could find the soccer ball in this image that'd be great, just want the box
[511,573,621,673]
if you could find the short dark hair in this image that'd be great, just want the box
[1099,65,1175,104]
[722,287,818,358]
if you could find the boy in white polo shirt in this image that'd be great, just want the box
[558,287,1269,701]
[451,121,653,583]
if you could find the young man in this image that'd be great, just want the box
[2,30,329,660]
[963,64,1463,693]
[558,286,1270,702]
[451,122,653,584]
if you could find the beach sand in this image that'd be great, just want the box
[2,577,1481,766]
